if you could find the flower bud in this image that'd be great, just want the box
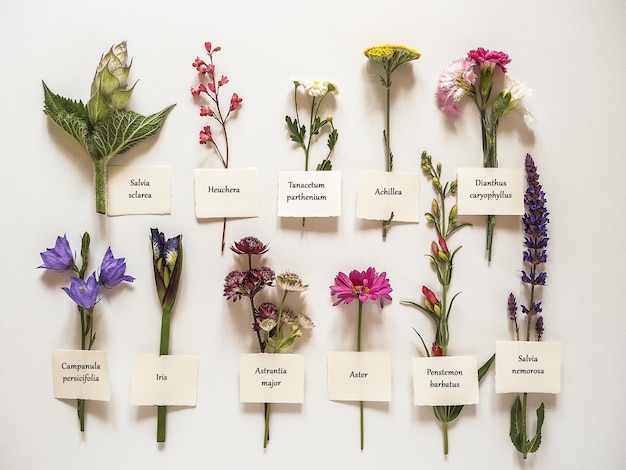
[432,342,443,357]
[431,199,440,218]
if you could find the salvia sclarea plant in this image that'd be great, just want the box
[38,233,134,431]
[224,236,314,448]
[402,152,494,455]
[507,154,549,458]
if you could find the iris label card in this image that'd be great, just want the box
[52,350,110,401]
[356,171,420,222]
[194,168,259,218]
[239,353,304,403]
[107,165,171,215]
[130,355,199,406]
[327,351,391,402]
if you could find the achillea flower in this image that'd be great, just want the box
[276,272,309,292]
[99,248,134,287]
[230,236,269,255]
[39,235,76,271]
[62,273,100,310]
[364,45,421,75]
[330,267,393,307]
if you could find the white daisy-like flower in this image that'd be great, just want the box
[276,271,309,292]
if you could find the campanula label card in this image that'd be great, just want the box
[194,168,259,218]
[239,353,304,403]
[495,341,562,393]
[457,167,524,215]
[356,171,420,222]
[327,351,391,402]
[413,356,479,406]
[52,350,110,401]
[107,165,171,215]
[130,355,199,406]
[276,171,341,217]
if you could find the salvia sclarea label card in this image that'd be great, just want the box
[107,165,171,215]
[412,356,479,406]
[276,171,341,218]
[194,168,259,218]
[327,351,391,402]
[239,353,304,403]
[130,355,199,406]
[51,350,110,401]
[356,171,421,222]
[457,167,524,215]
[495,341,562,394]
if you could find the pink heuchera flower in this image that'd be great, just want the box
[199,126,213,144]
[330,267,393,307]
[230,93,243,111]
[468,47,510,73]
[435,57,476,118]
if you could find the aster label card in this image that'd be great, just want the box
[413,356,479,406]
[130,355,199,406]
[239,353,304,403]
[194,168,259,218]
[457,167,524,215]
[495,341,562,394]
[52,350,110,401]
[107,165,171,215]
[327,351,391,402]
[276,171,341,217]
[356,171,421,222]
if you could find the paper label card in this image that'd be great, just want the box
[457,167,524,215]
[52,350,110,401]
[239,353,304,403]
[130,355,199,406]
[356,171,420,222]
[107,165,171,215]
[495,341,562,394]
[327,351,391,402]
[413,356,479,406]
[276,171,341,217]
[194,168,259,218]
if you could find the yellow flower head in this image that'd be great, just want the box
[364,45,421,78]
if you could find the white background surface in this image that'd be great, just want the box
[1,0,625,468]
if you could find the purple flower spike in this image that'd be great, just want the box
[39,235,75,271]
[99,248,135,287]
[535,316,544,340]
[507,293,517,321]
[62,273,100,309]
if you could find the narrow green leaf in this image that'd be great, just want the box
[527,402,545,453]
[509,395,524,452]
[478,353,496,382]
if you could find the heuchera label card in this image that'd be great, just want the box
[457,167,524,215]
[413,356,479,406]
[327,351,391,402]
[239,353,304,404]
[276,171,341,217]
[356,171,420,222]
[130,355,199,406]
[107,165,171,215]
[52,350,110,401]
[495,341,562,393]
[194,168,259,218]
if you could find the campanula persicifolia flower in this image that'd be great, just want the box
[39,235,76,271]
[99,247,134,287]
[62,273,100,310]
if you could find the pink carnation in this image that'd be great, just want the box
[435,57,476,118]
[468,47,511,73]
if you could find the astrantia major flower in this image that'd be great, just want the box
[230,236,269,255]
[276,271,309,292]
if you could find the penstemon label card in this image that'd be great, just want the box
[413,356,479,406]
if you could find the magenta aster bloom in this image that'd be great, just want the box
[39,235,75,271]
[435,57,476,118]
[468,47,511,73]
[230,236,270,255]
[99,247,135,287]
[330,267,393,307]
[62,273,100,309]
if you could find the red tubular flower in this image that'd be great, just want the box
[431,342,443,357]
[431,241,439,257]
[438,237,449,254]
[422,286,439,306]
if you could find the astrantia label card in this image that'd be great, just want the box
[413,356,479,406]
[52,350,110,401]
[495,341,562,394]
[194,168,259,218]
[356,171,420,222]
[327,351,391,402]
[130,355,199,406]
[276,171,341,217]
[107,165,171,215]
[457,167,524,215]
[239,353,304,403]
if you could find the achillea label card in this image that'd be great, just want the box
[130,355,199,406]
[457,167,524,215]
[356,171,420,222]
[276,171,341,217]
[327,351,391,402]
[239,353,304,403]
[413,356,479,406]
[52,350,110,401]
[194,168,259,218]
[495,341,562,393]
[107,165,171,215]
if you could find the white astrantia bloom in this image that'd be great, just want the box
[297,313,315,329]
[276,271,309,292]
[259,318,277,332]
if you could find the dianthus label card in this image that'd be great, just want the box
[239,353,304,403]
[130,355,199,406]
[276,171,341,217]
[327,351,391,402]
[194,168,259,218]
[457,167,524,215]
[356,171,420,222]
[413,356,479,406]
[495,341,561,393]
[107,165,171,215]
[52,350,110,401]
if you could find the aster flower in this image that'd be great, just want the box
[99,248,135,287]
[39,235,77,271]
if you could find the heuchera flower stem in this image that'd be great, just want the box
[157,306,172,443]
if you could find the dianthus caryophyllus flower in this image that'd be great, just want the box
[99,247,134,287]
[39,234,75,271]
[230,236,269,255]
[330,267,393,307]
[468,47,510,73]
[62,273,100,309]
[435,57,476,118]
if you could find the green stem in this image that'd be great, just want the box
[385,80,392,172]
[94,160,107,215]
[357,301,364,449]
[521,392,528,459]
[263,403,271,448]
[157,306,171,443]
[442,420,449,455]
[360,400,364,451]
